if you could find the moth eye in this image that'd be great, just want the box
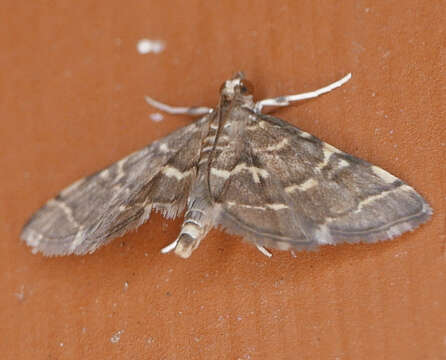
[240,80,254,94]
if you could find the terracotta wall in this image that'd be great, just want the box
[1,1,445,359]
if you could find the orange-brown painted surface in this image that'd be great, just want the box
[1,1,445,359]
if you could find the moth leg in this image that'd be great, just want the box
[160,239,179,254]
[145,96,212,116]
[254,73,352,113]
[256,245,273,258]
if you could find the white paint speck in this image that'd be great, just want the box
[150,112,164,122]
[60,342,64,347]
[147,336,155,344]
[137,39,165,54]
[123,281,129,291]
[110,330,124,344]
[14,285,25,301]
[394,251,408,258]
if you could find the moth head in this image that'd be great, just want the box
[219,71,255,102]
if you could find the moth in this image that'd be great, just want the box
[21,72,432,259]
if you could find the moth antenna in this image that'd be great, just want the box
[254,73,352,113]
[144,96,212,116]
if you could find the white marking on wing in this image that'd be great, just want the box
[210,168,231,180]
[202,145,226,153]
[184,124,198,134]
[246,121,268,131]
[354,184,411,213]
[60,178,85,197]
[48,199,78,226]
[386,224,407,238]
[234,163,269,183]
[238,204,266,211]
[99,169,110,179]
[211,163,270,183]
[246,124,259,131]
[265,138,289,151]
[314,225,334,244]
[225,202,288,211]
[202,146,213,152]
[161,166,194,180]
[337,158,350,170]
[159,143,169,153]
[259,121,268,129]
[266,203,289,210]
[23,229,43,247]
[115,159,126,182]
[69,227,86,251]
[285,178,318,193]
[372,166,398,183]
[203,135,217,144]
[299,131,313,139]
[316,143,343,171]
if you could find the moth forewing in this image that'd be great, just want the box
[21,117,210,256]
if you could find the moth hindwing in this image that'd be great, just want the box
[21,72,432,258]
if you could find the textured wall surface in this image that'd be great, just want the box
[1,1,445,359]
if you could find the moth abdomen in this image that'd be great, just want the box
[174,226,202,259]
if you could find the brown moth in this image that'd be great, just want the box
[21,72,432,258]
